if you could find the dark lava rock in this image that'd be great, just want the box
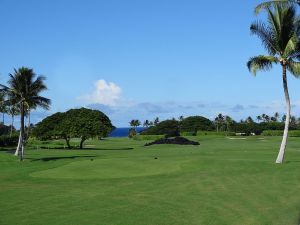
[145,137,200,146]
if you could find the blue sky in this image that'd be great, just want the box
[1,0,300,127]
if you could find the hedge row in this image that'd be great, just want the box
[0,134,19,147]
[262,130,300,137]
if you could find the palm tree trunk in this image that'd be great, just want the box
[276,65,290,164]
[16,102,25,161]
[10,115,14,137]
[15,132,21,156]
[26,110,30,139]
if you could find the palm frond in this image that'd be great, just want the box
[287,60,300,76]
[30,96,51,110]
[283,35,299,57]
[250,21,279,55]
[255,0,297,14]
[247,55,278,75]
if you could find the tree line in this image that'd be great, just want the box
[129,113,300,137]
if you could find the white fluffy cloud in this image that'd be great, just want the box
[79,80,122,106]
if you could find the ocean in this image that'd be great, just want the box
[109,127,145,137]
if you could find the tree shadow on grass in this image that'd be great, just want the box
[39,147,134,151]
[83,147,134,151]
[30,155,97,162]
[283,160,300,164]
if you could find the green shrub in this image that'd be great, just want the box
[196,131,235,136]
[262,130,283,136]
[180,116,214,132]
[262,130,300,137]
[0,134,19,147]
[181,132,194,136]
[289,130,300,137]
[141,120,179,135]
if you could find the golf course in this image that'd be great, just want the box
[3,0,300,224]
[1,136,300,225]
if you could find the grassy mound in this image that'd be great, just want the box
[30,157,183,179]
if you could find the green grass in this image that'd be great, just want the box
[1,136,300,225]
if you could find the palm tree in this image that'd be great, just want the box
[246,116,254,123]
[143,120,150,127]
[257,115,262,122]
[154,117,160,125]
[247,5,300,163]
[214,113,225,132]
[255,0,300,14]
[224,115,233,132]
[274,112,280,121]
[0,67,50,161]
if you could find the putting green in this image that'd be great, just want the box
[30,157,183,179]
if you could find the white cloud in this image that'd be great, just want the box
[78,80,122,106]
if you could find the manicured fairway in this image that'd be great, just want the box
[1,136,300,225]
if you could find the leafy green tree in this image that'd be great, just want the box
[141,119,179,135]
[180,116,214,132]
[247,5,300,163]
[33,108,114,149]
[32,112,71,148]
[62,108,113,149]
[0,67,50,160]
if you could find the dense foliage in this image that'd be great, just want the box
[140,114,300,136]
[32,108,114,149]
[141,120,179,136]
[0,123,15,136]
[180,116,214,132]
[0,134,19,147]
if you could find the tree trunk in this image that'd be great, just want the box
[10,115,14,137]
[14,132,21,156]
[26,110,30,140]
[2,112,4,124]
[19,102,25,161]
[65,136,71,149]
[276,65,290,164]
[80,137,86,149]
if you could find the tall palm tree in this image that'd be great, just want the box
[0,67,50,161]
[255,0,300,14]
[247,5,300,163]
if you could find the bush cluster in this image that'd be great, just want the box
[0,134,19,147]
